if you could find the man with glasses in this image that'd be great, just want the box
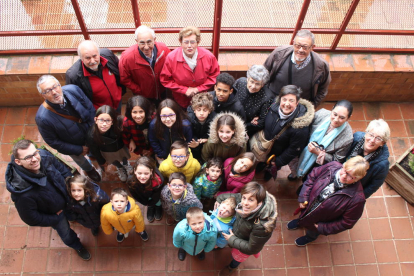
[35,75,101,182]
[66,40,125,111]
[119,25,170,105]
[5,139,91,260]
[264,29,331,107]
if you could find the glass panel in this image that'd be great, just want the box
[302,0,352,29]
[0,35,84,50]
[338,35,414,49]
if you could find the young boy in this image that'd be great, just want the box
[101,188,148,243]
[210,197,237,248]
[210,73,246,120]
[159,140,201,183]
[160,172,202,225]
[187,93,217,162]
[173,207,217,261]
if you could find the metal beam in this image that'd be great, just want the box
[212,0,224,59]
[331,0,361,50]
[290,0,312,44]
[130,0,141,28]
[70,0,90,40]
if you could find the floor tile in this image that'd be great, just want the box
[264,269,287,276]
[7,205,25,225]
[278,200,300,222]
[0,249,25,273]
[143,224,166,247]
[0,143,13,162]
[310,267,333,276]
[46,248,71,272]
[191,250,215,271]
[378,264,401,276]
[2,125,24,143]
[355,264,379,276]
[388,121,408,138]
[0,204,9,225]
[71,246,95,272]
[400,263,414,276]
[23,125,42,143]
[328,230,350,242]
[330,242,354,265]
[3,226,28,249]
[352,241,376,264]
[348,120,367,133]
[363,103,382,120]
[373,240,398,263]
[0,182,11,203]
[385,197,408,217]
[380,103,402,120]
[119,247,142,271]
[239,252,262,269]
[333,266,357,276]
[95,247,119,272]
[389,138,410,158]
[142,248,166,271]
[262,245,285,268]
[25,107,39,125]
[166,247,191,272]
[366,198,387,218]
[349,219,371,242]
[240,270,262,276]
[307,243,332,266]
[23,248,49,273]
[0,108,8,124]
[369,218,392,240]
[286,268,309,276]
[400,103,414,119]
[405,120,414,137]
[5,107,27,125]
[267,221,282,245]
[350,102,365,120]
[284,244,308,268]
[389,217,414,239]
[281,222,305,244]
[27,226,51,248]
[395,240,414,262]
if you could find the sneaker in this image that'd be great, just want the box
[85,167,101,183]
[154,205,163,221]
[166,214,176,226]
[287,173,298,181]
[124,161,133,175]
[116,167,128,182]
[219,265,236,276]
[197,250,205,260]
[178,248,186,261]
[140,230,149,241]
[295,235,314,247]
[116,232,125,243]
[76,246,91,261]
[147,206,155,223]
[287,219,299,230]
[91,227,100,236]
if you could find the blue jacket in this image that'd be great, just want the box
[65,182,110,229]
[173,213,217,255]
[35,84,95,156]
[210,209,236,248]
[193,163,223,199]
[148,118,193,159]
[346,132,390,198]
[5,149,72,227]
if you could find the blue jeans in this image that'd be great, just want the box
[52,214,82,250]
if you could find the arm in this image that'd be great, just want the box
[183,122,193,142]
[313,64,331,107]
[228,225,272,255]
[201,141,213,162]
[119,55,141,93]
[148,121,166,158]
[192,177,202,199]
[324,137,353,164]
[204,233,217,253]
[363,164,389,198]
[122,119,132,146]
[275,129,309,168]
[195,56,220,92]
[255,98,273,130]
[298,165,322,203]
[172,222,185,248]
[100,213,114,235]
[133,209,145,233]
[15,198,61,226]
[160,58,189,94]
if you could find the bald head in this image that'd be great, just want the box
[78,40,101,71]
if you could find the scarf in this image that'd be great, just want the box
[309,170,344,213]
[278,105,297,120]
[348,134,382,162]
[235,202,263,218]
[183,49,198,71]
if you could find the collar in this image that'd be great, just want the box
[291,52,311,69]
[82,56,108,76]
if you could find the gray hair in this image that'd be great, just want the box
[77,40,100,57]
[36,75,60,94]
[279,85,302,101]
[294,29,315,45]
[366,119,391,143]
[135,25,156,40]
[246,65,270,84]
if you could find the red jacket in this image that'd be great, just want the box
[160,47,220,108]
[119,42,170,99]
[217,158,255,196]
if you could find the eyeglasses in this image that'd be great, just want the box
[96,118,113,124]
[293,43,312,51]
[170,184,186,189]
[138,40,154,46]
[366,132,384,143]
[342,169,356,181]
[171,155,188,160]
[160,114,176,120]
[19,150,40,162]
[182,40,197,45]
[41,83,61,95]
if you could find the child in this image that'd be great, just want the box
[159,140,201,184]
[100,187,148,243]
[65,174,110,236]
[193,157,223,212]
[122,95,155,156]
[160,172,202,225]
[173,207,217,261]
[210,73,246,120]
[210,197,237,248]
[127,156,164,223]
[217,152,257,196]
[148,99,193,164]
[87,105,131,182]
[201,112,246,162]
[187,92,217,162]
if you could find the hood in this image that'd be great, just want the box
[6,157,47,195]
[248,192,278,233]
[187,106,216,126]
[212,91,238,108]
[208,112,246,147]
[273,98,315,129]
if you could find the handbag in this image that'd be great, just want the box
[249,125,290,162]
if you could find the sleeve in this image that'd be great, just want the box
[119,54,141,93]
[195,56,220,93]
[15,197,60,226]
[193,176,202,199]
[323,133,353,164]
[148,120,166,158]
[313,63,331,107]
[263,50,276,72]
[146,185,163,206]
[227,224,272,255]
[160,57,189,95]
[100,211,114,235]
[86,134,106,165]
[172,222,185,248]
[298,165,321,203]
[158,160,169,179]
[133,208,145,233]
[43,150,73,179]
[122,119,132,146]
[201,141,213,163]
[183,121,193,142]
[255,98,273,130]
[363,163,389,198]
[204,232,218,253]
[98,189,110,208]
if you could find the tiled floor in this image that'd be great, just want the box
[1,102,414,275]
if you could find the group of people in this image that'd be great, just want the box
[4,25,392,276]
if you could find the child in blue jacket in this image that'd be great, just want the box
[210,197,237,248]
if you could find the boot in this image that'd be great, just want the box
[85,167,101,183]
[154,205,163,221]
[147,206,155,223]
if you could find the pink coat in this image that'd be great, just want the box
[217,158,255,196]
[160,47,220,108]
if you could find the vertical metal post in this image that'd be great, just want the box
[71,0,90,40]
[130,0,141,28]
[331,0,360,50]
[212,0,223,59]
[290,0,312,44]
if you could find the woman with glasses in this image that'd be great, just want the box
[287,156,369,246]
[160,26,220,109]
[345,119,391,198]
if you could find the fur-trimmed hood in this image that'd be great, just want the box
[273,98,315,129]
[254,192,278,233]
[208,112,246,147]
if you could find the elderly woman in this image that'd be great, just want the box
[160,26,220,108]
[216,182,277,276]
[346,119,390,198]
[234,65,273,136]
[290,100,354,180]
[288,156,369,246]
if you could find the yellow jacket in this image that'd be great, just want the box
[159,151,201,183]
[100,196,145,235]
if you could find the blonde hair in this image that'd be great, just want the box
[221,197,237,210]
[343,156,370,180]
[186,207,204,221]
[366,119,390,143]
[179,26,201,43]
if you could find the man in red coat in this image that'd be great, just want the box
[119,25,171,104]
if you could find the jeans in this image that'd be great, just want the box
[69,153,93,172]
[52,214,82,250]
[305,228,320,241]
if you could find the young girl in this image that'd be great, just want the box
[122,95,155,156]
[217,152,257,196]
[65,174,110,236]
[193,157,224,212]
[148,99,193,164]
[127,156,164,223]
[87,105,131,182]
[201,113,246,162]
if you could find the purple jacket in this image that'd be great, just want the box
[298,161,366,236]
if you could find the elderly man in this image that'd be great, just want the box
[5,139,91,260]
[264,29,331,107]
[35,75,101,182]
[66,40,125,111]
[119,25,170,103]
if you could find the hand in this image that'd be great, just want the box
[299,202,307,209]
[141,149,152,156]
[185,87,198,97]
[188,139,199,148]
[214,201,220,210]
[128,140,136,153]
[56,210,63,215]
[198,138,208,144]
[155,156,164,164]
[251,117,259,125]
[82,146,89,155]
[222,229,234,241]
[314,223,318,229]
[308,142,321,155]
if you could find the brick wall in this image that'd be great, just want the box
[0,52,413,107]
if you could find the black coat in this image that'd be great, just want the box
[209,91,246,120]
[127,168,164,206]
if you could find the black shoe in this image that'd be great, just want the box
[154,205,163,221]
[116,232,125,243]
[178,248,186,261]
[76,246,91,261]
[91,227,100,236]
[287,219,299,230]
[85,168,101,183]
[147,206,155,223]
[197,250,205,260]
[140,230,149,241]
[287,173,298,181]
[295,235,314,247]
[219,265,236,276]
